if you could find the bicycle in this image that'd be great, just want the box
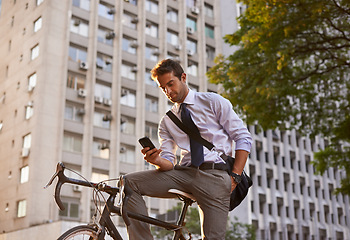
[45,162,196,240]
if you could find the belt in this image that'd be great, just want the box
[190,162,228,171]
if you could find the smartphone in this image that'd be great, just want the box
[138,136,156,150]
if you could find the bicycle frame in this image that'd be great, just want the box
[45,162,193,240]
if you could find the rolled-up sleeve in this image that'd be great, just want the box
[214,96,252,153]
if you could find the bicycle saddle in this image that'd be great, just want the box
[168,189,196,201]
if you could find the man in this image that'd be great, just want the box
[125,59,252,239]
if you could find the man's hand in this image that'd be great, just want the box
[141,147,173,171]
[141,147,162,165]
[230,176,237,193]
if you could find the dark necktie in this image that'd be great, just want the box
[180,103,204,167]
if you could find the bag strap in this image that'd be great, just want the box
[166,110,215,151]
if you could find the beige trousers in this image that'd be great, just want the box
[125,165,231,240]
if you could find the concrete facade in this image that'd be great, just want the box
[0,0,349,239]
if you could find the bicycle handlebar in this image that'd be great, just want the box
[45,162,133,226]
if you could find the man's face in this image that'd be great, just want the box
[157,72,188,103]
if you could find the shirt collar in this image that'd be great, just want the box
[175,89,195,113]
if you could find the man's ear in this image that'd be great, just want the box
[181,73,187,83]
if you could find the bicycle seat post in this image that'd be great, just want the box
[168,189,196,240]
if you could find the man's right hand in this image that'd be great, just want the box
[141,147,173,171]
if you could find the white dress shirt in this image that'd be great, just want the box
[159,89,252,166]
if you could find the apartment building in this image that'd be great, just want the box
[0,0,348,239]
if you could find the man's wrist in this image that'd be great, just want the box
[230,172,242,184]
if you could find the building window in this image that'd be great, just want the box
[257,176,261,186]
[268,204,273,215]
[63,132,82,152]
[97,27,114,45]
[20,166,29,183]
[186,39,197,54]
[284,180,288,191]
[204,3,214,18]
[120,145,135,163]
[186,0,197,8]
[17,200,27,218]
[70,17,89,37]
[36,0,44,6]
[59,200,79,219]
[145,70,157,87]
[186,17,197,32]
[145,123,158,140]
[98,2,114,21]
[23,133,32,150]
[95,83,111,100]
[67,72,85,90]
[120,89,136,107]
[31,44,39,60]
[145,45,159,62]
[167,8,178,23]
[93,112,111,129]
[187,62,198,76]
[206,46,215,61]
[145,21,158,38]
[28,73,37,91]
[91,171,109,183]
[96,53,112,72]
[145,96,158,113]
[267,177,271,188]
[120,115,135,135]
[122,12,137,30]
[72,0,90,11]
[33,17,42,32]
[68,45,87,63]
[124,0,137,5]
[92,140,110,159]
[167,30,179,46]
[64,103,84,122]
[25,102,34,120]
[146,0,158,14]
[121,63,137,81]
[122,37,138,54]
[205,24,214,39]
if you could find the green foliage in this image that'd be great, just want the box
[152,203,201,240]
[226,217,256,240]
[207,0,350,195]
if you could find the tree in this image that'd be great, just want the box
[207,0,350,195]
[225,217,255,240]
[152,203,201,239]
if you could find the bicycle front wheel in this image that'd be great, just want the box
[58,225,100,240]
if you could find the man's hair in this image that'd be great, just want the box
[151,59,184,81]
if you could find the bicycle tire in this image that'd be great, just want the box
[57,225,100,240]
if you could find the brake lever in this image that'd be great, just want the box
[44,162,67,211]
[44,162,65,189]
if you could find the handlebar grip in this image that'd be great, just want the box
[121,195,131,226]
[55,178,65,211]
